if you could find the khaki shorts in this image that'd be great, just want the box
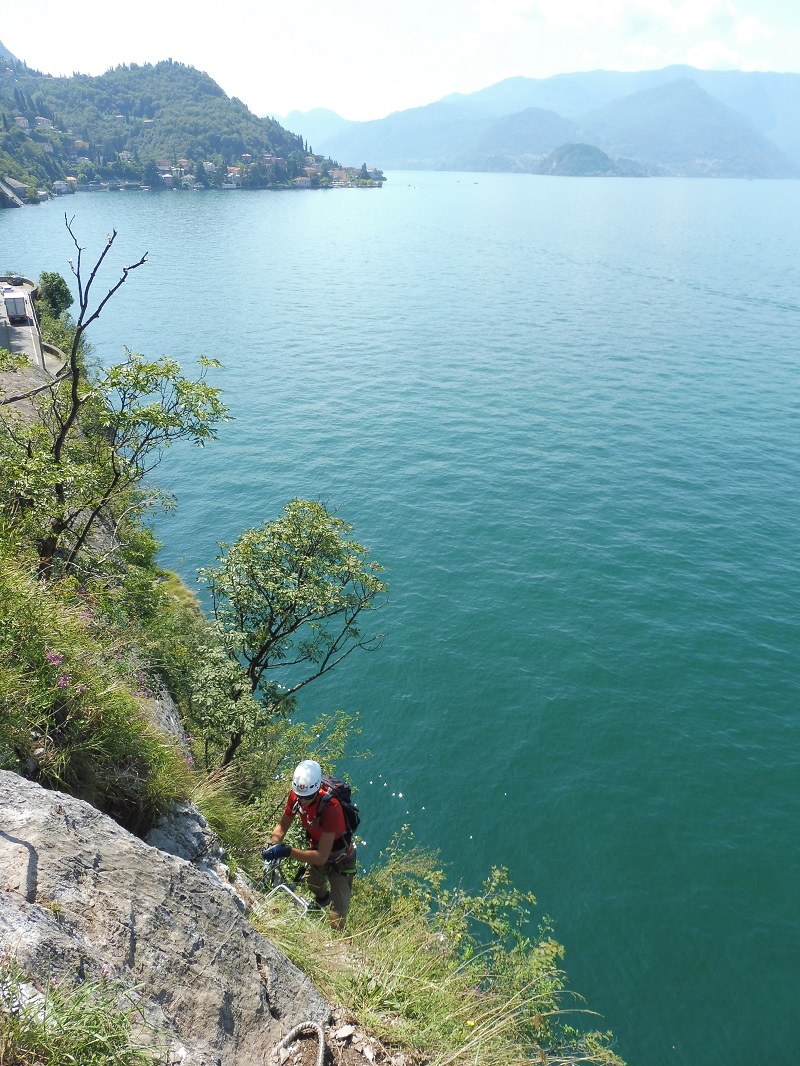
[306,857,356,924]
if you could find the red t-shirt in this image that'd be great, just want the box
[284,788,346,846]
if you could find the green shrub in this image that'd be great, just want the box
[254,829,624,1066]
[0,550,191,835]
[36,308,88,367]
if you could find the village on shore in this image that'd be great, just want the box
[3,110,384,205]
[2,140,384,204]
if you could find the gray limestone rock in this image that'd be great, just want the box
[146,800,219,865]
[0,770,329,1065]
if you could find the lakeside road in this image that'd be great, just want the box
[1,279,42,369]
[0,278,63,375]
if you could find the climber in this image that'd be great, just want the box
[262,760,358,930]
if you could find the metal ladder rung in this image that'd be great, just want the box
[263,882,310,913]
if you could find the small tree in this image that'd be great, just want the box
[64,350,227,568]
[36,270,73,319]
[200,499,387,766]
[0,218,228,576]
[142,161,161,187]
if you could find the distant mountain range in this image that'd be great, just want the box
[273,67,800,178]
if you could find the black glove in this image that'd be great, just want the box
[262,843,291,862]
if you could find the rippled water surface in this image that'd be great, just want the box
[3,173,800,1065]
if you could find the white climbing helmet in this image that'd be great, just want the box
[293,759,322,797]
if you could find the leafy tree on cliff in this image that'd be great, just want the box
[199,499,388,766]
[36,271,73,319]
[0,218,228,577]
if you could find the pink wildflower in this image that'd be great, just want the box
[56,672,72,690]
[45,650,64,666]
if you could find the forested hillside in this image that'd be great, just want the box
[0,58,318,196]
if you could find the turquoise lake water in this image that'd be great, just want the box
[2,173,799,1065]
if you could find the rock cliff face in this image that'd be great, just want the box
[0,770,329,1065]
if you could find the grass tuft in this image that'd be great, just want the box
[0,960,164,1066]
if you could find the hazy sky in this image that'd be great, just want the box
[5,0,800,121]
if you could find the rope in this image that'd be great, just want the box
[275,1020,326,1066]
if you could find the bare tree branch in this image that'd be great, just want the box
[54,217,147,465]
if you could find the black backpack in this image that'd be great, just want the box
[314,775,360,848]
